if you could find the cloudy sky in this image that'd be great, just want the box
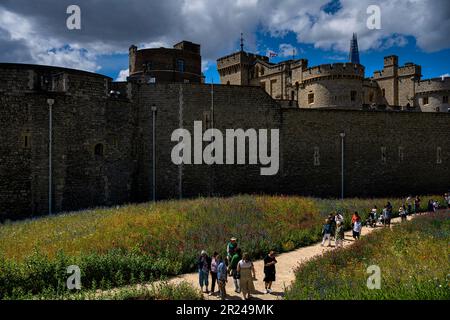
[0,0,449,82]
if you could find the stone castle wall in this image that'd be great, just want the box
[1,66,449,220]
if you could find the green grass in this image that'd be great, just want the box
[285,212,450,300]
[0,194,441,299]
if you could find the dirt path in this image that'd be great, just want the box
[166,214,420,300]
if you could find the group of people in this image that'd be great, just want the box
[197,237,277,300]
[321,194,449,249]
[198,193,449,300]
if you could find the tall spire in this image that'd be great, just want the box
[349,33,360,64]
[240,33,244,52]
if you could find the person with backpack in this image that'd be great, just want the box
[321,218,332,247]
[216,255,227,300]
[198,250,211,294]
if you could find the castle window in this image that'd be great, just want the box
[382,89,385,97]
[381,147,387,164]
[270,79,277,97]
[177,59,185,73]
[369,92,374,102]
[351,91,357,102]
[308,93,315,105]
[313,147,320,166]
[443,96,449,104]
[94,143,104,158]
[291,91,295,101]
[423,96,429,105]
[260,68,265,76]
[436,147,442,164]
[226,81,230,85]
[22,133,31,149]
[260,81,266,91]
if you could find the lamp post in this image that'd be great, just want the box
[47,98,55,215]
[151,105,157,202]
[340,132,346,199]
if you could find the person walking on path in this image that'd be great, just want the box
[229,248,242,293]
[216,255,227,300]
[321,218,333,247]
[406,197,413,216]
[198,250,211,294]
[428,199,435,213]
[263,251,277,294]
[335,211,344,225]
[414,196,421,214]
[329,213,337,241]
[351,211,359,228]
[352,213,362,240]
[382,206,391,227]
[209,251,219,296]
[237,253,256,300]
[227,237,238,264]
[399,206,407,222]
[335,220,345,248]
[445,193,450,209]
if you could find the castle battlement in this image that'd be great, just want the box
[303,63,365,81]
[398,63,421,78]
[0,63,111,97]
[217,51,268,69]
[416,77,450,93]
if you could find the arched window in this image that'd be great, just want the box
[94,143,104,158]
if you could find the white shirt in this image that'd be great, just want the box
[353,221,362,233]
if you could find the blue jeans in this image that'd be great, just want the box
[199,270,209,287]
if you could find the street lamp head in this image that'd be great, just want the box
[47,99,55,106]
[151,105,157,112]
[340,132,346,138]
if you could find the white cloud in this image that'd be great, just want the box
[116,68,129,81]
[0,0,449,72]
[278,43,303,58]
[0,8,99,71]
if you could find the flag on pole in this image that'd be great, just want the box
[268,50,278,58]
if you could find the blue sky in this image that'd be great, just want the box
[98,31,450,83]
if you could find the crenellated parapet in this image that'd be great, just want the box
[302,63,365,83]
[416,77,450,94]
